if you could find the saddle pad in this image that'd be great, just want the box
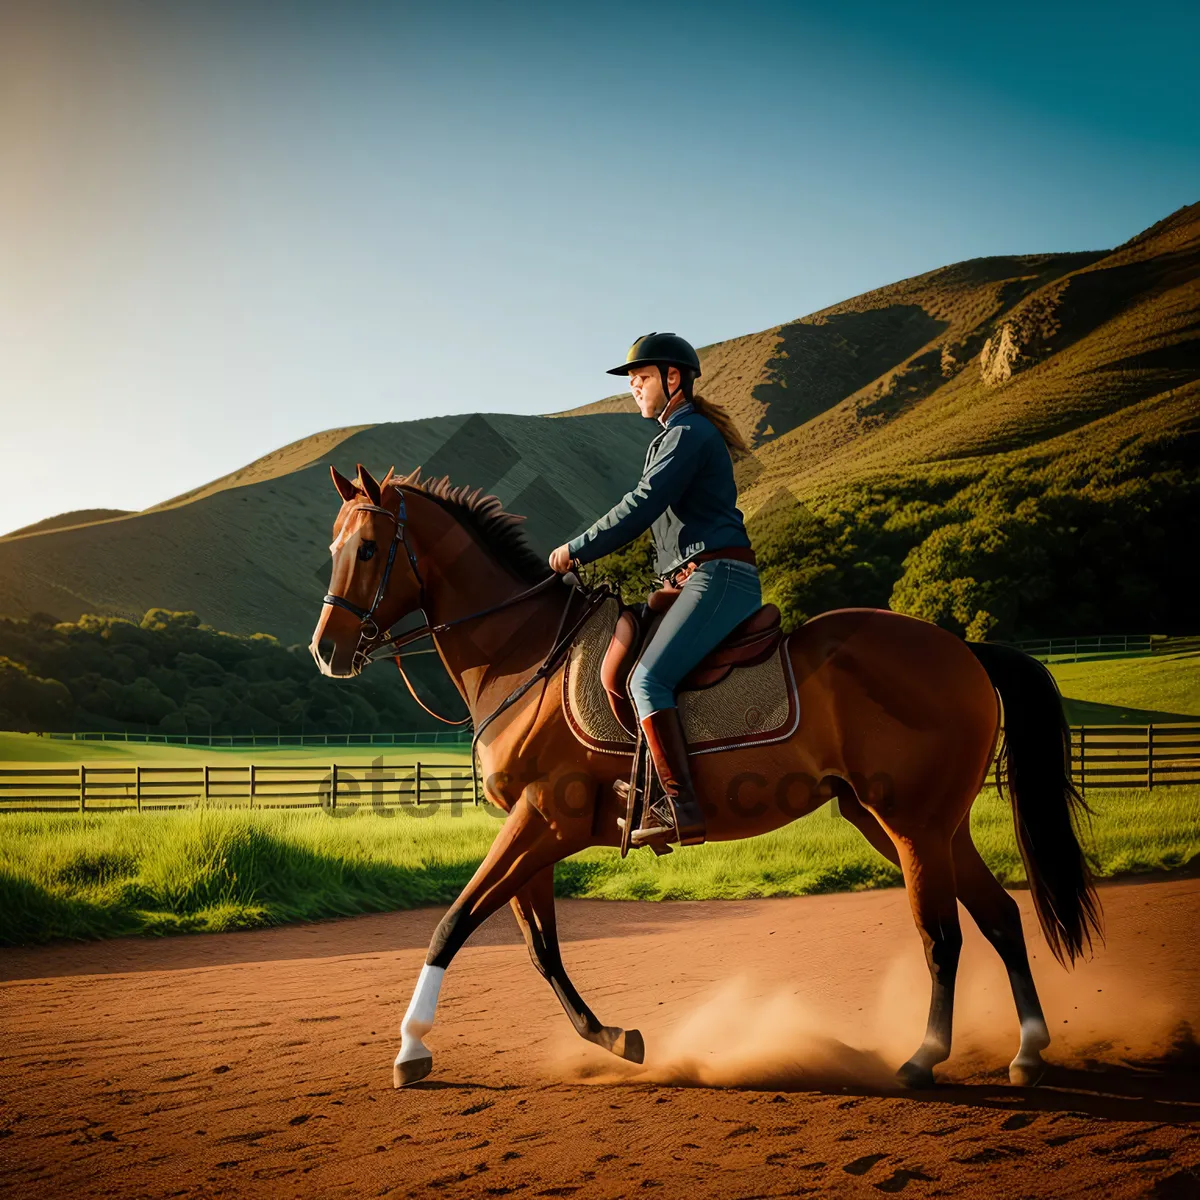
[562,596,799,756]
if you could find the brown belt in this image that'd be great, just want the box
[664,545,758,587]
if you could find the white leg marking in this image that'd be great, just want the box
[1009,1016,1051,1085]
[397,964,444,1065]
[1018,1015,1051,1053]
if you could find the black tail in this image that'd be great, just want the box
[967,641,1103,966]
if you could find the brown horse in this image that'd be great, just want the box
[310,463,1101,1091]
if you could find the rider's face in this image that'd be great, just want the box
[628,365,679,419]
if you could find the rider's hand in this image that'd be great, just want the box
[548,544,574,574]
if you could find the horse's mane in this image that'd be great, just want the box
[386,467,552,584]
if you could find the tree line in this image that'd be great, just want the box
[0,609,465,735]
[585,420,1198,640]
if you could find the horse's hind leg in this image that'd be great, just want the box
[842,788,1049,1087]
[509,868,644,1064]
[888,828,963,1088]
[952,824,1050,1086]
[840,787,960,1085]
[395,797,568,1087]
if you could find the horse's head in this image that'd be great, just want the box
[310,463,424,678]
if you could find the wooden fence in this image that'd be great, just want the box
[1068,724,1200,790]
[0,762,479,813]
[1,725,1197,813]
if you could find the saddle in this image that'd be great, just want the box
[600,595,783,738]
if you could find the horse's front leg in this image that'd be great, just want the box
[510,866,645,1065]
[395,796,573,1087]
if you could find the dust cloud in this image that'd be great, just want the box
[553,920,1190,1090]
[558,978,896,1091]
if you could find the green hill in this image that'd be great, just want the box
[554,201,1198,500]
[0,202,1195,645]
[3,509,133,539]
[0,413,648,644]
[563,203,1199,640]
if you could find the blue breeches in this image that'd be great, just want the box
[628,558,763,720]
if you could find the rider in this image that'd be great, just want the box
[548,333,762,846]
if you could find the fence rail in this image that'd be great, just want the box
[1007,633,1200,663]
[0,761,479,813]
[40,729,473,747]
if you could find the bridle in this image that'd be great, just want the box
[320,489,593,720]
[322,490,424,665]
[320,485,612,801]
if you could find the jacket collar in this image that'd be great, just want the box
[657,399,695,429]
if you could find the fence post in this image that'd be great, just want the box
[79,764,86,813]
[1078,726,1086,794]
[1147,725,1154,789]
[136,764,142,814]
[415,761,422,806]
[330,763,338,810]
[249,763,256,810]
[203,764,210,808]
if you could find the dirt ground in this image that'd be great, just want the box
[1,878,1198,1200]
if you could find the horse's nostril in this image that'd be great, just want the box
[318,638,336,664]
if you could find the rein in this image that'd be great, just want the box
[467,579,609,758]
[369,571,567,726]
[388,578,609,801]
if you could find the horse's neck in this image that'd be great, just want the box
[442,591,567,722]
[408,498,567,720]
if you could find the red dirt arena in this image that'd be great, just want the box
[1,877,1198,1200]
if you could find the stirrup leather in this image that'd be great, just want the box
[614,734,675,857]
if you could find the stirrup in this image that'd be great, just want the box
[629,797,677,845]
[616,815,675,856]
[614,758,674,856]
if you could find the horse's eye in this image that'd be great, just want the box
[357,540,377,561]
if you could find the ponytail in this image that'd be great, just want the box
[689,393,749,457]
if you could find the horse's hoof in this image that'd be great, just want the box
[394,1055,433,1088]
[896,1059,936,1089]
[615,1028,645,1064]
[1009,1056,1046,1088]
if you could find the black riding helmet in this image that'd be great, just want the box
[607,332,702,407]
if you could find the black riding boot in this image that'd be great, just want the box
[631,707,706,847]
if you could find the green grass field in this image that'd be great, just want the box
[3,784,1197,946]
[3,653,1196,946]
[1049,651,1200,724]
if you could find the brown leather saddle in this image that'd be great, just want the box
[600,593,783,738]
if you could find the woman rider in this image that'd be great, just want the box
[548,333,762,848]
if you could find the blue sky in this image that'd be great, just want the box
[1,0,1197,533]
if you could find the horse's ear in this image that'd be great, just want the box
[381,465,396,489]
[330,464,358,502]
[356,463,382,506]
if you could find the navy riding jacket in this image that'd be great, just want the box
[566,401,752,576]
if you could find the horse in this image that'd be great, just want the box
[309,462,1101,1091]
